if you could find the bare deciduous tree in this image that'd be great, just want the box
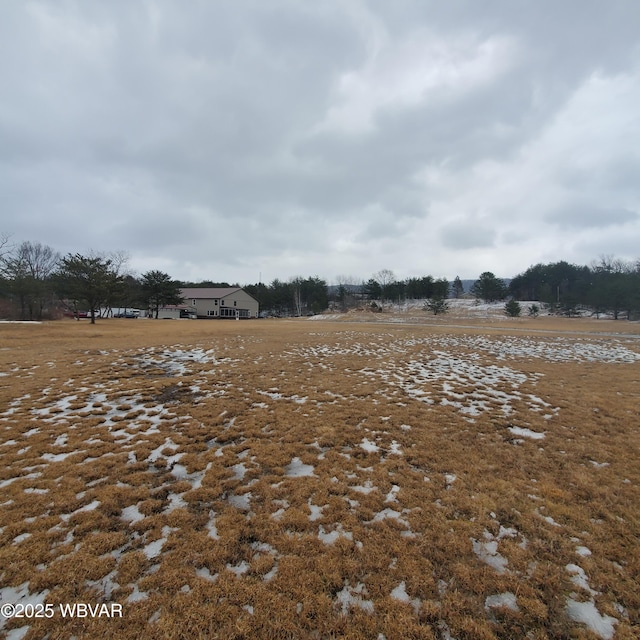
[334,274,360,311]
[3,241,60,320]
[0,232,11,260]
[373,269,395,304]
[290,276,304,317]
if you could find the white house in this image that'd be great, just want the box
[179,287,259,319]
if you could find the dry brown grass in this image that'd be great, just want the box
[1,316,639,638]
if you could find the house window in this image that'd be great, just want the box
[192,300,196,306]
[214,299,218,305]
[234,300,237,306]
[207,309,216,316]
[221,300,224,306]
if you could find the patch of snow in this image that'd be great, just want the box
[318,525,353,545]
[0,582,49,630]
[164,493,187,513]
[564,563,619,638]
[508,426,545,440]
[147,438,179,463]
[195,567,218,582]
[359,438,379,453]
[12,533,32,544]
[285,457,315,477]
[336,582,374,614]
[227,561,250,577]
[143,538,165,559]
[385,485,400,503]
[127,585,149,602]
[41,451,75,463]
[566,564,597,596]
[370,509,410,527]
[206,511,219,540]
[5,626,30,640]
[228,493,251,511]
[437,620,458,640]
[485,592,519,612]
[59,499,100,523]
[350,480,378,495]
[308,502,325,521]
[170,464,188,479]
[537,511,562,527]
[390,581,420,612]
[121,504,145,524]
[53,434,68,447]
[388,441,402,455]
[566,599,618,639]
[472,538,509,574]
[231,463,247,481]
[471,527,518,575]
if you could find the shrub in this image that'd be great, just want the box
[504,300,521,317]
[424,297,450,315]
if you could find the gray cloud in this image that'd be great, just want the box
[1,1,639,283]
[547,206,638,230]
[441,223,496,250]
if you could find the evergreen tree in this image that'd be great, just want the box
[504,300,521,317]
[141,270,183,319]
[432,278,449,299]
[363,278,382,300]
[452,276,464,298]
[471,272,507,302]
[54,253,121,324]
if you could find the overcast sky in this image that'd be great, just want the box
[1,1,639,285]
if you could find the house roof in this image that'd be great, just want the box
[181,287,252,300]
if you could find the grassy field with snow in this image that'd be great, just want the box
[1,315,639,639]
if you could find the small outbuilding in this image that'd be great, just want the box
[180,287,259,319]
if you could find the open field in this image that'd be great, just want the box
[1,316,639,639]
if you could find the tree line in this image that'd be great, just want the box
[0,240,186,323]
[347,262,640,319]
[0,238,330,322]
[507,258,640,319]
[1,236,638,321]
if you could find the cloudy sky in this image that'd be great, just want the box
[1,1,639,285]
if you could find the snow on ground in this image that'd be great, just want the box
[285,457,315,477]
[508,426,545,440]
[562,563,619,639]
[391,581,421,613]
[316,297,635,322]
[335,582,374,614]
[1,329,637,637]
[285,331,640,427]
